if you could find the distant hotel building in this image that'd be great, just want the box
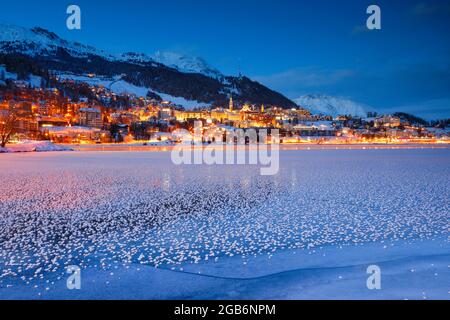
[78,107,102,128]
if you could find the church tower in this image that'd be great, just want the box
[260,104,265,113]
[229,95,234,112]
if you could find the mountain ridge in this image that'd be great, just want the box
[0,23,298,109]
[295,94,370,117]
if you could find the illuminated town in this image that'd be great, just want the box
[1,0,450,303]
[1,73,449,150]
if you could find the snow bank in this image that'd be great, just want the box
[4,141,73,153]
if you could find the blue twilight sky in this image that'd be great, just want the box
[0,0,449,119]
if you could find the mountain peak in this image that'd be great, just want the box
[0,22,115,59]
[295,94,369,117]
[152,51,223,79]
[0,23,297,109]
[0,23,223,79]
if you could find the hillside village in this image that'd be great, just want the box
[1,68,449,147]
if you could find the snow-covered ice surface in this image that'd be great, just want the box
[0,149,449,300]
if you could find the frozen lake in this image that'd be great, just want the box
[0,148,449,299]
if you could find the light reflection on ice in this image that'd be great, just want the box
[0,149,448,288]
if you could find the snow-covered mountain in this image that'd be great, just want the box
[0,23,118,60]
[295,94,369,117]
[152,51,222,79]
[0,23,297,109]
[0,23,221,78]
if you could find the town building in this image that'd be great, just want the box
[78,107,102,128]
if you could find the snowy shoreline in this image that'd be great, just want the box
[0,141,73,153]
[2,142,448,154]
[61,143,449,152]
